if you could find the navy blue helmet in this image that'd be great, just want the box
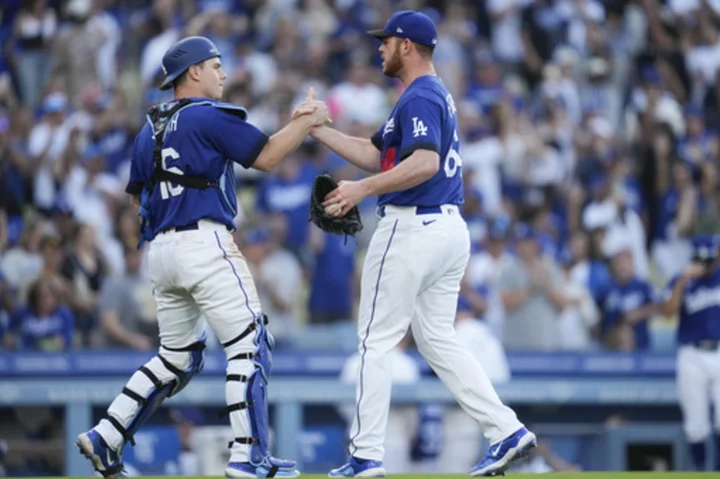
[159,36,221,91]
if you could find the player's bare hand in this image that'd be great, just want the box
[292,87,332,126]
[322,180,367,217]
[683,262,706,280]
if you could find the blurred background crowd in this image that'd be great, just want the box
[0,0,718,356]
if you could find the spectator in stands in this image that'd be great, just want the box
[97,245,156,350]
[467,215,513,340]
[255,153,318,263]
[241,223,301,349]
[307,225,356,326]
[63,143,124,245]
[500,223,567,351]
[651,126,696,281]
[7,0,57,108]
[61,223,109,347]
[5,277,74,351]
[28,92,73,214]
[0,112,32,219]
[35,235,70,303]
[47,0,106,108]
[596,245,660,351]
[557,249,600,350]
[0,217,46,302]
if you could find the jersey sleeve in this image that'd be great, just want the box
[206,109,269,169]
[370,126,384,151]
[397,97,443,160]
[125,126,150,196]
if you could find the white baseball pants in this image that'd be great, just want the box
[347,205,523,462]
[96,220,262,463]
[677,345,720,442]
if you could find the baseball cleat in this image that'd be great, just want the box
[225,461,300,478]
[328,456,386,477]
[75,430,126,478]
[469,427,537,477]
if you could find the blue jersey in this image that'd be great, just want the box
[125,98,268,241]
[370,75,463,207]
[9,305,75,351]
[597,278,657,350]
[665,267,720,345]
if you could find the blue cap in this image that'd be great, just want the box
[43,92,68,114]
[487,214,511,240]
[160,36,221,91]
[514,223,537,241]
[367,10,438,49]
[692,235,718,262]
[243,227,268,246]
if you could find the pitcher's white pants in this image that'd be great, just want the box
[677,345,720,442]
[347,205,523,461]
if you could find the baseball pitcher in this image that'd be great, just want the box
[663,235,720,471]
[296,11,536,478]
[74,36,329,479]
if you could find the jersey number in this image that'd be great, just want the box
[443,148,462,178]
[159,147,184,199]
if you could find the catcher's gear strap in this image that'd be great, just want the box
[106,337,206,448]
[222,314,269,349]
[146,98,218,191]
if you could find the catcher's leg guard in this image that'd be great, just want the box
[95,336,206,450]
[222,315,297,478]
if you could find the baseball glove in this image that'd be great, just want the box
[309,172,363,241]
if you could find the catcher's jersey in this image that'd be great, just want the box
[664,267,720,345]
[371,75,463,207]
[125,98,268,240]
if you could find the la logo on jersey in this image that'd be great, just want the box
[383,118,395,137]
[412,117,428,137]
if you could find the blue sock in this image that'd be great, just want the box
[715,435,720,471]
[690,441,706,470]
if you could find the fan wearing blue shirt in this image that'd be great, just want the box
[663,235,720,471]
[8,278,74,351]
[597,246,659,351]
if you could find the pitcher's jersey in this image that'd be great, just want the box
[665,267,720,344]
[371,75,463,207]
[125,98,268,240]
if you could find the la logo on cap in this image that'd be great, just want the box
[162,63,168,75]
[396,27,403,33]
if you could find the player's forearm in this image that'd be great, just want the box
[663,279,689,316]
[310,126,381,173]
[254,118,314,172]
[360,150,439,197]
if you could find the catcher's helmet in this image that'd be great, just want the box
[159,36,221,91]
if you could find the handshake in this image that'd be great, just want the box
[292,87,332,128]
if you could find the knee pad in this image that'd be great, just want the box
[108,334,206,447]
[223,315,294,474]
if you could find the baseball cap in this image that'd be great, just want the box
[367,10,438,49]
[159,36,221,91]
[692,235,718,262]
[43,93,68,114]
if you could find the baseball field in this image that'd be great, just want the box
[16,474,720,478]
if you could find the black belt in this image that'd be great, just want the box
[377,205,442,218]
[690,340,719,351]
[161,222,231,234]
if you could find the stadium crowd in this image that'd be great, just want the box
[0,0,718,355]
